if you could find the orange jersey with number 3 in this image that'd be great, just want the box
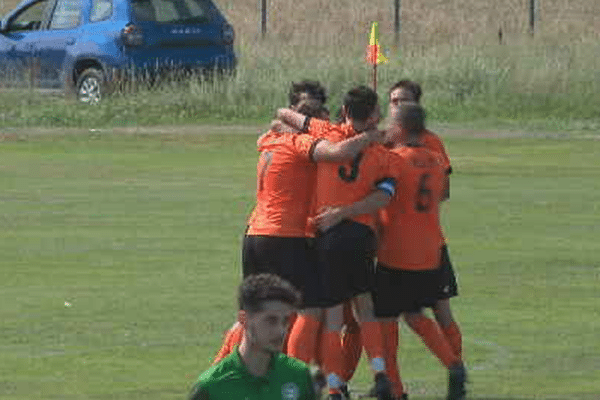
[377,145,445,270]
[246,130,321,237]
[308,119,393,231]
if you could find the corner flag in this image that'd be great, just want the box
[366,22,388,65]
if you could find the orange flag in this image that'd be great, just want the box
[366,22,388,65]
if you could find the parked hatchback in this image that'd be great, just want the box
[0,0,236,103]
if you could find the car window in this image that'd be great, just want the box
[49,0,81,30]
[131,0,211,24]
[90,0,113,22]
[6,0,51,32]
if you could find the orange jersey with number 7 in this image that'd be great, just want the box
[246,130,321,237]
[377,145,446,271]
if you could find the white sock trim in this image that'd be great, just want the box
[327,373,343,389]
[371,357,385,373]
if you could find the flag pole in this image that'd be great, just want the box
[373,63,377,92]
[367,22,386,93]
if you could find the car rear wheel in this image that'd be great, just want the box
[76,68,105,104]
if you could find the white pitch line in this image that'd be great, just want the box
[464,336,512,371]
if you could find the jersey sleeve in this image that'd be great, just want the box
[306,118,345,142]
[424,133,452,200]
[425,132,451,174]
[305,118,330,138]
[291,134,323,161]
[188,382,211,400]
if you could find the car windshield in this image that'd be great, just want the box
[131,0,211,24]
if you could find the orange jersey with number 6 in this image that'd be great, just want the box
[246,130,321,237]
[377,145,446,270]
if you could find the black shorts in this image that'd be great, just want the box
[374,263,441,318]
[242,235,323,308]
[437,244,459,299]
[316,220,377,307]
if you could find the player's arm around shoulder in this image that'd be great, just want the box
[312,172,395,233]
[277,108,312,131]
[311,128,384,163]
[277,107,384,162]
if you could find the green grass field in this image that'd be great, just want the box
[1,129,599,399]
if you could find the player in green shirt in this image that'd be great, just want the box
[188,274,322,400]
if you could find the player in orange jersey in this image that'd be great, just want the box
[273,99,363,392]
[213,81,384,366]
[345,81,461,399]
[378,103,466,400]
[278,86,395,400]
[213,81,329,365]
[277,96,362,393]
[387,80,462,361]
[315,103,466,400]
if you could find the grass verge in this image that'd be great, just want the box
[1,39,600,131]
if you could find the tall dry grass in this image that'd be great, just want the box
[219,0,599,47]
[1,0,599,129]
[2,0,599,42]
[224,0,600,107]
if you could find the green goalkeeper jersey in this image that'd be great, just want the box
[188,348,316,400]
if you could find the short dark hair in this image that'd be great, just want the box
[389,80,422,103]
[238,274,302,313]
[398,102,426,136]
[296,98,329,119]
[289,80,328,106]
[343,86,378,122]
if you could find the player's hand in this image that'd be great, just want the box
[314,206,345,232]
[270,119,283,132]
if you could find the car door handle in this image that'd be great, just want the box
[66,38,75,45]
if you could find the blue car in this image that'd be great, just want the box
[0,0,236,102]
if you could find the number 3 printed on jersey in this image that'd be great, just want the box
[338,152,363,182]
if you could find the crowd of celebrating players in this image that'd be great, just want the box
[189,80,467,400]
